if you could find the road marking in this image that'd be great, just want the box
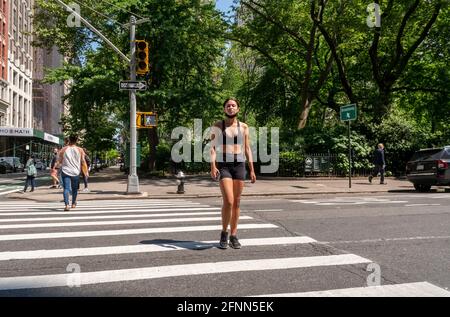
[404,204,441,207]
[0,254,370,291]
[0,207,221,216]
[253,209,283,212]
[0,237,317,261]
[0,216,253,230]
[0,187,22,196]
[0,203,203,211]
[0,211,223,223]
[321,236,450,245]
[252,282,450,297]
[0,223,278,241]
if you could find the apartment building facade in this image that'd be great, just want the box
[0,0,8,126]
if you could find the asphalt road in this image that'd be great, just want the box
[0,193,448,298]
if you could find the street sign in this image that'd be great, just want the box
[340,104,357,121]
[119,81,147,91]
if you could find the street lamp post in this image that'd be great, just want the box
[53,0,143,194]
[127,16,139,193]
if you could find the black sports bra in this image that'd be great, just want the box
[222,120,243,145]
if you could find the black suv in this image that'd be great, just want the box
[406,146,450,192]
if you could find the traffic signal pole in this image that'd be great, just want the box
[53,0,141,193]
[127,16,140,193]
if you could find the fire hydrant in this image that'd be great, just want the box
[176,171,185,194]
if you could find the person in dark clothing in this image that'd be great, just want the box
[49,148,60,189]
[369,143,386,184]
[23,155,37,192]
[80,149,91,192]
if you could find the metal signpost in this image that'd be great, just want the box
[340,104,357,188]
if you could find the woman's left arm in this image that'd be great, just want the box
[244,124,256,183]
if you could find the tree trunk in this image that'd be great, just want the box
[298,94,314,129]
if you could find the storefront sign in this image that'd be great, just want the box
[44,133,60,145]
[0,127,33,137]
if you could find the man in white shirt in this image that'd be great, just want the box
[56,135,88,211]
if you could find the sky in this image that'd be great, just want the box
[215,0,236,14]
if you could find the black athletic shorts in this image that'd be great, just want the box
[218,162,246,180]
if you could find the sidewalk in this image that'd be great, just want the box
[6,166,420,202]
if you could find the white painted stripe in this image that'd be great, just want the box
[321,235,450,245]
[317,201,408,206]
[0,216,253,229]
[404,204,441,207]
[0,211,222,223]
[0,237,316,261]
[252,282,450,297]
[0,223,277,241]
[253,209,283,212]
[0,254,371,290]
[0,188,22,196]
[0,199,196,206]
[0,207,220,216]
[0,203,203,211]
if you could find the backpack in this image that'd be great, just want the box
[27,164,37,176]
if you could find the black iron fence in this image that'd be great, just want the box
[166,152,374,177]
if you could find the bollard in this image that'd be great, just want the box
[176,171,185,194]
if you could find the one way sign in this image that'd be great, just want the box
[119,81,147,91]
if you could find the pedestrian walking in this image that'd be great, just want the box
[80,148,91,192]
[56,135,89,211]
[49,148,60,189]
[369,143,387,185]
[23,155,37,192]
[210,98,256,249]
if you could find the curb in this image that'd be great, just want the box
[5,189,416,202]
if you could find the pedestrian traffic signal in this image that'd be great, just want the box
[136,112,157,128]
[135,40,149,75]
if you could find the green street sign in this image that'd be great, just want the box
[340,104,357,121]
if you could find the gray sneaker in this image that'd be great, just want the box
[218,231,228,249]
[229,235,241,249]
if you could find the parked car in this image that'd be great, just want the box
[0,157,24,172]
[406,146,450,192]
[34,159,46,171]
[0,160,14,174]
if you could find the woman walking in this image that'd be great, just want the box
[56,135,88,211]
[210,98,256,249]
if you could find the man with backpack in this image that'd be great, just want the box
[23,155,37,192]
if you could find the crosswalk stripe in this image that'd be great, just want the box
[0,199,196,206]
[0,188,22,196]
[0,207,221,216]
[252,282,450,297]
[0,216,253,229]
[0,237,317,261]
[0,203,203,211]
[0,211,222,222]
[0,223,278,241]
[0,254,371,291]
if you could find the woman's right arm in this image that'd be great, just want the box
[210,123,219,179]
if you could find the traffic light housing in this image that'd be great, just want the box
[137,112,157,128]
[135,40,149,75]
